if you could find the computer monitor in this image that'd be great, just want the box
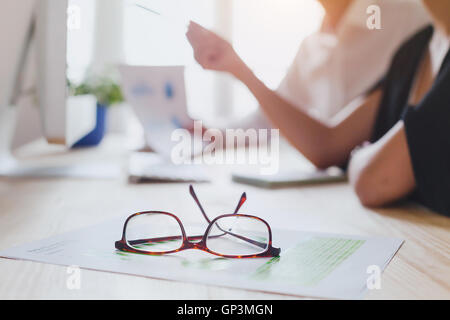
[0,0,96,156]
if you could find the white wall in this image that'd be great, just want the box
[0,0,42,149]
[92,0,125,73]
[0,0,35,108]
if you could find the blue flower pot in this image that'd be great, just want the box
[72,103,107,148]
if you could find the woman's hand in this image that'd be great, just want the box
[186,21,244,76]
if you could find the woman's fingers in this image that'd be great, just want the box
[187,21,209,42]
[186,20,236,72]
[187,21,224,46]
[186,22,220,68]
[189,21,214,37]
[186,25,201,45]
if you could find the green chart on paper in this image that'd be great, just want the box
[252,237,365,286]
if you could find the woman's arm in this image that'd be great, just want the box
[187,21,382,168]
[235,65,383,168]
[348,121,416,207]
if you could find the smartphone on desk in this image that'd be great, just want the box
[232,167,346,188]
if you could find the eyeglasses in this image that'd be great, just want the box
[115,185,281,259]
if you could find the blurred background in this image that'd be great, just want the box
[66,0,323,132]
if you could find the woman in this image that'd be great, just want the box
[186,0,450,216]
[247,0,429,123]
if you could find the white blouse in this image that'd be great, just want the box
[244,0,431,128]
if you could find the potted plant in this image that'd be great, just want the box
[68,76,124,147]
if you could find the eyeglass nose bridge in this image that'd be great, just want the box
[185,237,207,250]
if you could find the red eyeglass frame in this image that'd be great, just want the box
[115,185,281,259]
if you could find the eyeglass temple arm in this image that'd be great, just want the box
[213,191,267,249]
[189,185,211,223]
[189,185,247,222]
[188,185,270,251]
[216,228,267,250]
[127,232,266,251]
[127,232,262,248]
[127,235,203,246]
[233,192,247,214]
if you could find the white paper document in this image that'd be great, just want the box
[0,217,403,299]
[120,65,202,159]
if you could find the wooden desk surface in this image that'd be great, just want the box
[0,136,449,300]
